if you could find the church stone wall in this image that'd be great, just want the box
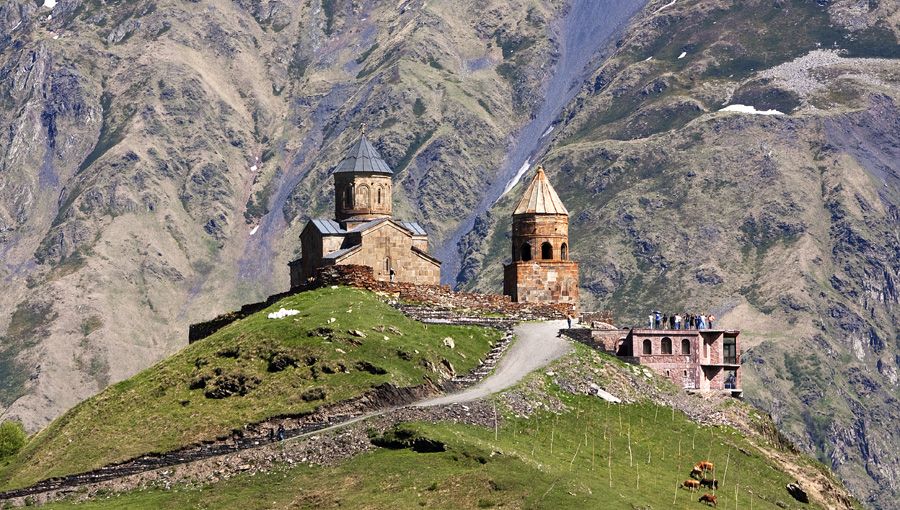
[334,173,392,222]
[504,261,579,306]
[339,223,440,285]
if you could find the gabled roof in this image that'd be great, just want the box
[323,244,361,261]
[513,165,569,216]
[310,218,345,235]
[398,221,427,236]
[333,133,393,175]
[348,218,427,237]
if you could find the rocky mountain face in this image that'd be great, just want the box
[0,0,897,507]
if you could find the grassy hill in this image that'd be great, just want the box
[36,344,858,509]
[0,287,499,490]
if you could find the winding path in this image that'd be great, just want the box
[417,320,570,406]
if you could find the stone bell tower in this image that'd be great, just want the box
[333,126,393,229]
[503,165,579,307]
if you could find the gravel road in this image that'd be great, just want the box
[416,320,571,406]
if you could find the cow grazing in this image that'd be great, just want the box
[682,479,700,490]
[690,467,704,479]
[699,494,718,507]
[696,460,715,471]
[700,478,719,490]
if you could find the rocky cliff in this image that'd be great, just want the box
[0,0,897,507]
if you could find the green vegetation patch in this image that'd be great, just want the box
[41,371,828,509]
[0,287,498,490]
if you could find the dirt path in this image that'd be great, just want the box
[416,320,571,406]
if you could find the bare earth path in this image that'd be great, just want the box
[417,320,570,407]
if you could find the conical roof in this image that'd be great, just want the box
[513,165,569,215]
[333,132,393,175]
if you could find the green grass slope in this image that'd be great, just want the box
[40,345,858,510]
[0,287,499,490]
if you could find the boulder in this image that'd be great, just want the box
[786,482,809,503]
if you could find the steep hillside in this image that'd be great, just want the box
[459,1,900,507]
[0,286,499,490]
[27,343,860,509]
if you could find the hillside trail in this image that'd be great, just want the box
[416,320,570,407]
[278,320,570,441]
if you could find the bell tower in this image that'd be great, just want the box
[333,126,393,229]
[503,165,579,307]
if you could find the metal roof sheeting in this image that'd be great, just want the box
[399,221,427,236]
[333,135,393,175]
[323,245,360,260]
[311,218,345,234]
[513,166,569,216]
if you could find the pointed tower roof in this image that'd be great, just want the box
[333,125,393,175]
[513,165,569,215]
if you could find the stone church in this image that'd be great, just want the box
[503,166,579,307]
[289,132,441,287]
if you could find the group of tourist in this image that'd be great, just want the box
[647,311,715,330]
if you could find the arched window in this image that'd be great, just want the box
[661,337,672,355]
[561,243,568,260]
[357,185,370,208]
[681,339,691,355]
[343,186,353,208]
[642,339,652,355]
[384,257,391,272]
[541,242,553,260]
[377,187,382,205]
[520,243,532,261]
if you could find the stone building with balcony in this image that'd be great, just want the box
[502,166,579,307]
[577,326,742,396]
[288,131,441,288]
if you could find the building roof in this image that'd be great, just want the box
[323,244,361,261]
[310,218,345,235]
[398,221,427,236]
[513,165,569,216]
[333,133,393,175]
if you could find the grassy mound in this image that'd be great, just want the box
[0,287,499,490]
[39,344,857,510]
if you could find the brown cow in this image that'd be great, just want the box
[690,467,704,480]
[696,460,715,471]
[682,479,700,490]
[699,494,718,507]
[700,478,719,490]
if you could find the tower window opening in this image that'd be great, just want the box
[343,186,353,208]
[561,243,568,260]
[521,243,532,262]
[541,242,553,260]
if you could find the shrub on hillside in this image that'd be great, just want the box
[0,420,27,458]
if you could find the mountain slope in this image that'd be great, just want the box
[459,1,900,507]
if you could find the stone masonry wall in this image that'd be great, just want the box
[504,260,579,307]
[338,223,440,285]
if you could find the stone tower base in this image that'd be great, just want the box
[503,261,579,308]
